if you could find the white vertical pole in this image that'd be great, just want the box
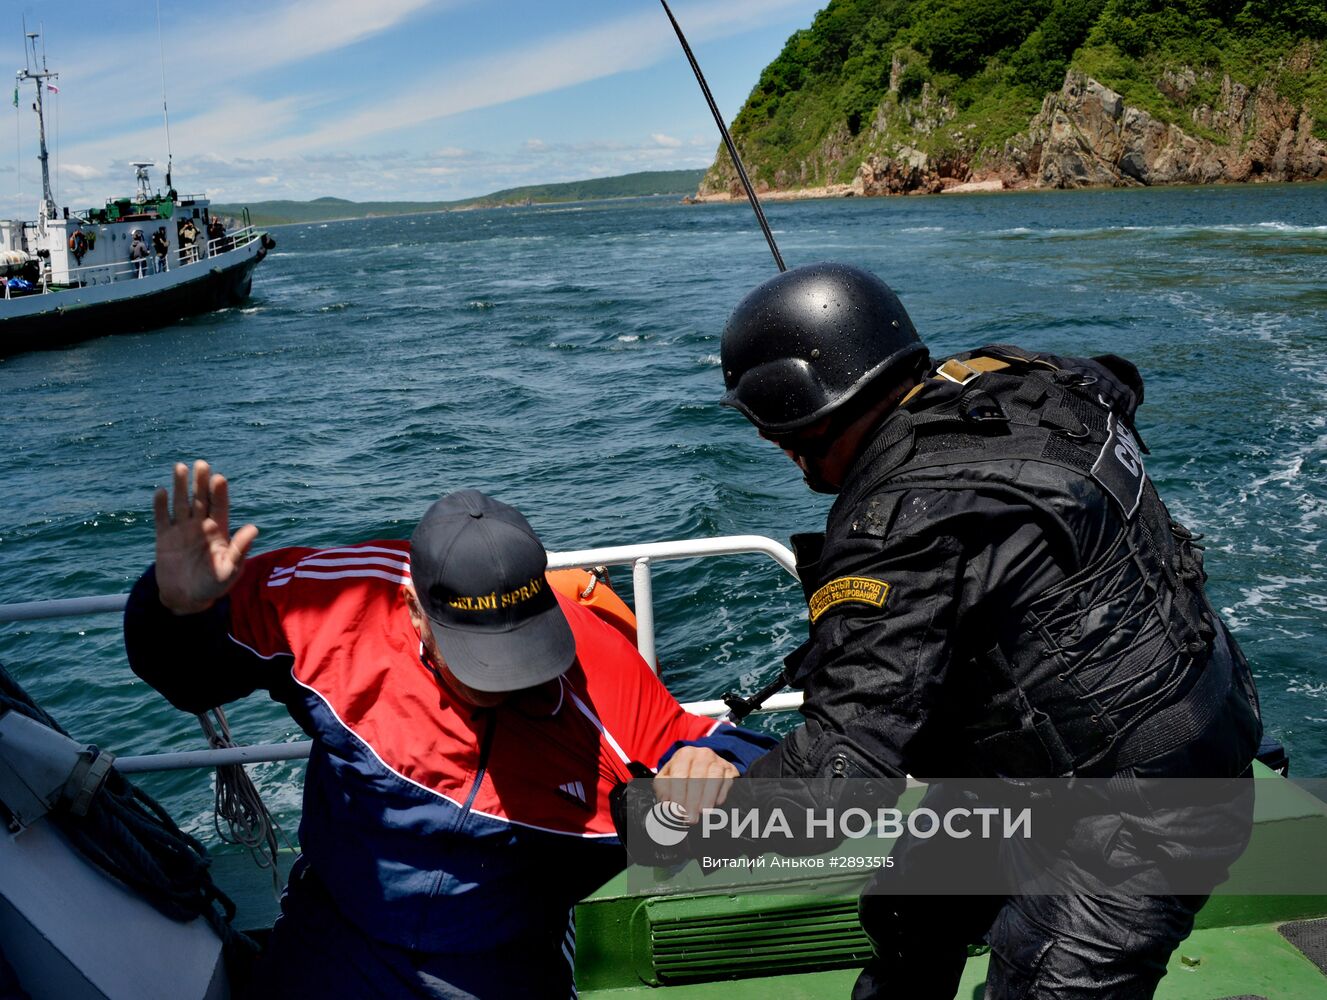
[632,556,656,671]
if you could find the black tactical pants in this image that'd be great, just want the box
[850,779,1249,1000]
[854,884,1205,1000]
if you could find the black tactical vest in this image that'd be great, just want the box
[797,344,1257,778]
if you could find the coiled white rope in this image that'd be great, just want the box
[196,707,292,895]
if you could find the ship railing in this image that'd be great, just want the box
[59,226,264,284]
[203,224,259,261]
[64,255,169,287]
[0,535,806,774]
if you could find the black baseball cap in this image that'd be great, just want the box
[410,490,574,692]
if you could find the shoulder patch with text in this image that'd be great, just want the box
[808,576,891,623]
[1090,411,1147,519]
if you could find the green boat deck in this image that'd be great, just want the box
[569,882,1327,998]
[214,762,1327,998]
[578,918,1327,998]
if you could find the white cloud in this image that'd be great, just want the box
[60,163,105,180]
[53,94,314,191]
[38,0,459,163]
[44,132,711,207]
[258,0,819,157]
[8,0,817,206]
[239,0,451,75]
[68,0,454,94]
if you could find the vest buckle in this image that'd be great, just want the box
[937,358,982,385]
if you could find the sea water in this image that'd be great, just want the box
[0,182,1324,837]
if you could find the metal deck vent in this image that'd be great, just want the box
[1279,917,1327,976]
[637,896,873,984]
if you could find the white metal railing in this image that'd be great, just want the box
[202,225,258,260]
[57,225,261,288]
[546,535,798,665]
[0,536,805,773]
[176,224,260,267]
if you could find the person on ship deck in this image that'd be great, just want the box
[207,216,231,254]
[123,460,775,999]
[129,229,150,278]
[151,227,169,271]
[662,262,1263,1000]
[178,217,200,263]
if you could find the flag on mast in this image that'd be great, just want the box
[46,83,59,94]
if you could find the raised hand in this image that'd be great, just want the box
[152,460,259,615]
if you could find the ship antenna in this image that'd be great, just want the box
[155,0,175,194]
[658,0,786,272]
[16,21,58,221]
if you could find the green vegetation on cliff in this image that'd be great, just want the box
[213,169,705,226]
[707,0,1327,191]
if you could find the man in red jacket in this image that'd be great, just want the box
[125,461,774,999]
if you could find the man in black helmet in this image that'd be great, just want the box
[715,263,1262,998]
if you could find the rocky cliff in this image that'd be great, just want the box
[700,24,1321,200]
[992,62,1327,190]
[705,61,1326,200]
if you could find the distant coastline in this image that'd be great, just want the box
[212,169,705,226]
[685,178,1009,202]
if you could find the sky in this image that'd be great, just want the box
[1,0,826,215]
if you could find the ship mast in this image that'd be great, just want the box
[16,29,59,222]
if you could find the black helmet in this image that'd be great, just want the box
[720,262,927,435]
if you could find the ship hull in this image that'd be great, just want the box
[0,238,270,357]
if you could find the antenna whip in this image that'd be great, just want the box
[155,0,174,191]
[659,0,785,272]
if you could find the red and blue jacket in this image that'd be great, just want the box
[124,541,775,953]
